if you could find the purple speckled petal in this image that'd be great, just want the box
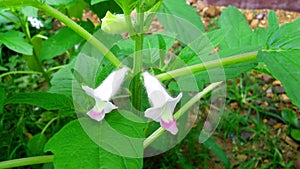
[87,107,105,121]
[160,118,178,135]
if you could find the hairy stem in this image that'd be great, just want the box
[0,155,53,168]
[143,81,223,148]
[156,51,258,81]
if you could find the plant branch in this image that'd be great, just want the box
[0,155,53,168]
[0,71,42,79]
[143,81,223,148]
[156,51,258,81]
[35,3,122,67]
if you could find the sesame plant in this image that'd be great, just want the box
[0,0,300,168]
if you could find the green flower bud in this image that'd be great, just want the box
[101,11,130,34]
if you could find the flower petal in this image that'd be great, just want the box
[93,67,129,101]
[144,107,163,122]
[160,118,178,135]
[87,100,117,121]
[87,107,105,121]
[142,72,170,107]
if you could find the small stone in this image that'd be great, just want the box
[273,123,282,129]
[262,74,274,83]
[273,86,285,94]
[250,19,259,29]
[263,119,268,124]
[256,13,266,20]
[244,12,253,21]
[237,154,248,161]
[268,118,278,126]
[273,80,282,86]
[241,130,253,140]
[281,94,291,103]
[204,6,218,17]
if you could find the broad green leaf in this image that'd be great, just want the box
[68,0,89,18]
[45,0,76,6]
[40,27,82,60]
[158,0,204,31]
[169,6,267,86]
[27,133,47,156]
[87,0,122,19]
[291,129,300,141]
[49,60,75,96]
[0,10,18,24]
[0,31,32,55]
[5,92,73,110]
[44,111,144,169]
[21,6,38,17]
[218,6,267,50]
[281,109,299,128]
[258,18,300,108]
[0,0,38,8]
[0,65,7,71]
[267,10,279,34]
[113,0,137,14]
[116,33,175,59]
[203,138,231,169]
[0,86,5,114]
[23,35,44,71]
[91,0,108,5]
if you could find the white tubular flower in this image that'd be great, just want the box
[27,17,43,29]
[82,67,129,121]
[143,72,182,135]
[101,11,130,34]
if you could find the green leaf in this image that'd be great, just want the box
[113,0,137,14]
[68,0,89,18]
[203,138,231,169]
[21,6,38,17]
[45,0,76,6]
[5,92,73,110]
[0,66,8,71]
[40,27,82,60]
[158,0,204,31]
[218,6,252,48]
[116,33,175,59]
[44,111,144,169]
[281,109,299,128]
[258,18,300,108]
[49,60,75,96]
[267,10,279,34]
[23,35,44,71]
[91,0,108,5]
[87,0,122,19]
[0,86,5,114]
[0,0,38,8]
[0,31,32,55]
[291,129,300,141]
[27,133,47,156]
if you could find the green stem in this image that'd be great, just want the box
[0,71,42,79]
[35,3,122,67]
[15,12,51,84]
[156,51,258,81]
[131,6,145,111]
[132,8,144,74]
[143,81,223,148]
[0,155,53,168]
